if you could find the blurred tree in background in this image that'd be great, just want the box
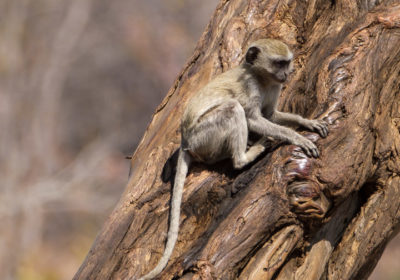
[0,0,398,280]
[0,1,217,279]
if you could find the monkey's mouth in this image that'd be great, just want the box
[274,74,287,83]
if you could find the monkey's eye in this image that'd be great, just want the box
[274,60,290,68]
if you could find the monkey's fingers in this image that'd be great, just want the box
[314,121,329,138]
[319,121,329,137]
[302,141,319,158]
[307,120,327,138]
[314,125,326,138]
[322,127,329,137]
[320,126,328,138]
[302,146,319,158]
[322,124,329,136]
[311,147,319,158]
[303,143,319,158]
[303,148,312,158]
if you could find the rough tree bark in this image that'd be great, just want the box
[74,0,400,279]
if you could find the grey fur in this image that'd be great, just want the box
[138,38,328,279]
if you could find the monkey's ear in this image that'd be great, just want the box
[245,46,260,65]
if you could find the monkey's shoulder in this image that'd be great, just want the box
[182,66,265,125]
[198,67,256,98]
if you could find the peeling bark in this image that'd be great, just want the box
[74,0,400,279]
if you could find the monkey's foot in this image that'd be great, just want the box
[247,143,265,159]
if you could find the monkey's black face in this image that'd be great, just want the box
[252,64,290,84]
[271,59,293,83]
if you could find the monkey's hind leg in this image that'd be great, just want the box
[225,101,264,169]
[187,100,263,169]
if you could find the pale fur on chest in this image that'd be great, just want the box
[241,77,281,119]
[261,83,281,119]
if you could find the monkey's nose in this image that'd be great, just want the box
[279,73,287,83]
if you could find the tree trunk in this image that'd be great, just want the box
[74,0,400,279]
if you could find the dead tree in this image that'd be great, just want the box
[74,0,400,279]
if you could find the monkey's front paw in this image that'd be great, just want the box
[294,137,319,158]
[305,120,329,138]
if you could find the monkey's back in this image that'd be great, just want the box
[182,67,250,127]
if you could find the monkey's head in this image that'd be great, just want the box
[245,38,293,83]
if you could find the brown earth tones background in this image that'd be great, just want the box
[0,0,398,279]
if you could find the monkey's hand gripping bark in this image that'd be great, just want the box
[303,119,329,138]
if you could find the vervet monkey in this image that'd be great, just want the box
[138,38,328,279]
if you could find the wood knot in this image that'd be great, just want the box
[287,181,331,219]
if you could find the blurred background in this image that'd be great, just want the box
[0,0,398,279]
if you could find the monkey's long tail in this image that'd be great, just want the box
[138,148,191,280]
